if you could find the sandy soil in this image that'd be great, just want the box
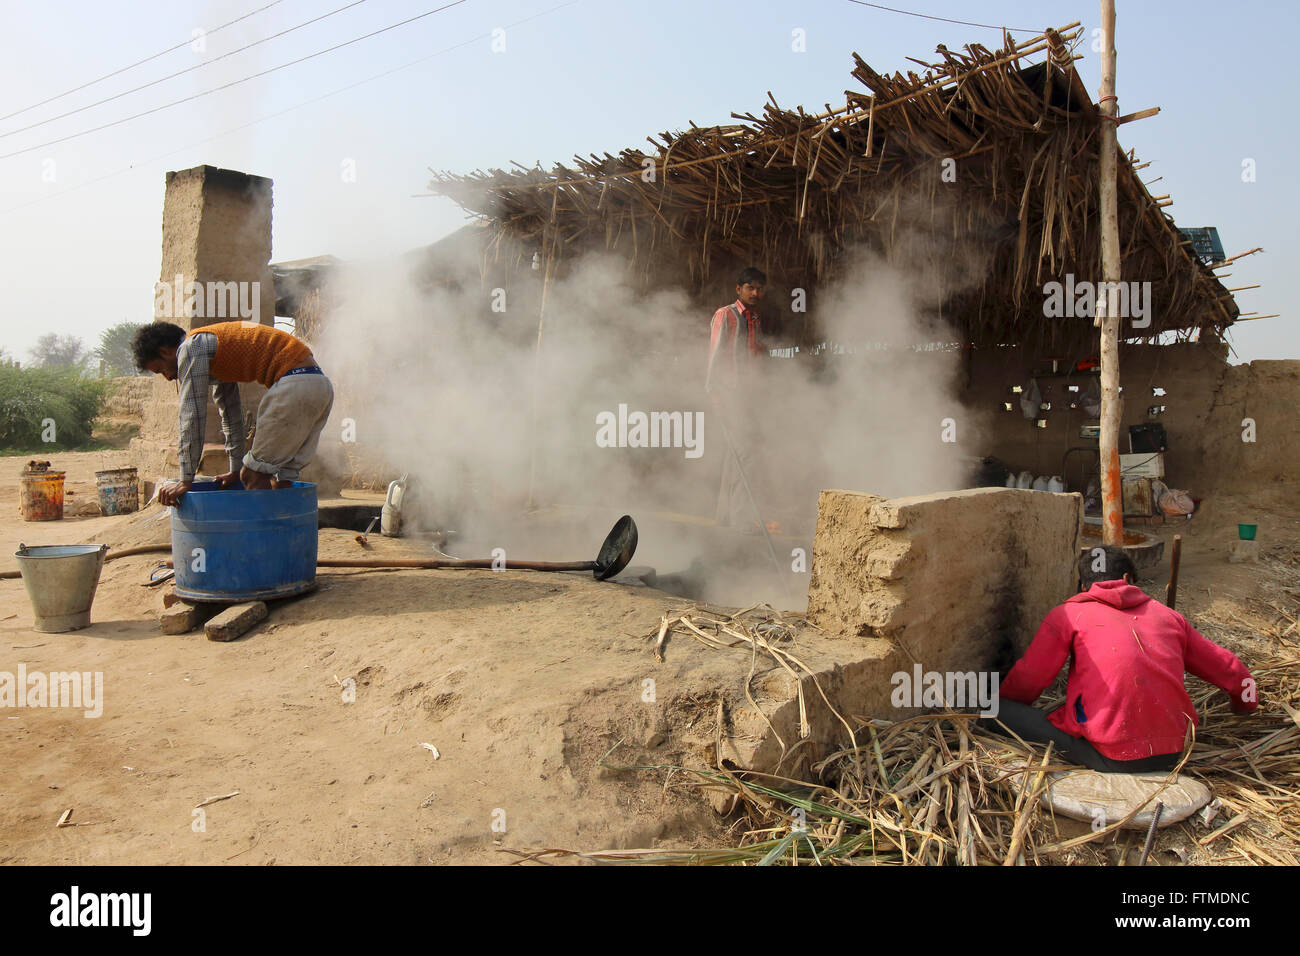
[2,451,1295,864]
[0,452,750,864]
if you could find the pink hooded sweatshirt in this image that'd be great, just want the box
[999,580,1257,761]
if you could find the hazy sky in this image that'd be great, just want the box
[1,0,1293,363]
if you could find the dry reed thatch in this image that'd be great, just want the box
[429,24,1238,355]
[505,550,1297,866]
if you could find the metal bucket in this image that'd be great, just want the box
[19,470,65,521]
[14,544,109,632]
[95,467,140,515]
[170,481,318,603]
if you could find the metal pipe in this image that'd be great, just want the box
[318,557,594,572]
[1,543,171,580]
[4,547,596,579]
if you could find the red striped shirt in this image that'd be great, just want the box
[706,300,764,391]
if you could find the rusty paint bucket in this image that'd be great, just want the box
[95,467,139,516]
[19,467,66,521]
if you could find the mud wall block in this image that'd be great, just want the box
[807,487,1083,671]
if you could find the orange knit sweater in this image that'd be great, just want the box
[187,321,313,387]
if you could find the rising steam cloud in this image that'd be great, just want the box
[311,230,989,608]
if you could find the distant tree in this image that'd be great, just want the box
[0,364,106,449]
[96,321,146,377]
[29,333,88,370]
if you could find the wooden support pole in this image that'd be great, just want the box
[525,234,556,511]
[1166,534,1182,609]
[1098,0,1124,548]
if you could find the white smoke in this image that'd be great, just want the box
[311,229,989,608]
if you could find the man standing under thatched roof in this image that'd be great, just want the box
[706,267,769,530]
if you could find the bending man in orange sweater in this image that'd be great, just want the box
[133,320,334,505]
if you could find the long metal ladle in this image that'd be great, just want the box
[316,515,639,581]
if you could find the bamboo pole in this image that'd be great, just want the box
[1097,0,1124,548]
[1216,247,1263,266]
[1117,106,1160,124]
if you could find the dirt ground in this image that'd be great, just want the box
[2,451,1296,864]
[1,452,745,864]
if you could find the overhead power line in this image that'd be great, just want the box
[2,0,374,139]
[0,0,579,218]
[844,0,1040,34]
[0,0,470,162]
[0,0,287,124]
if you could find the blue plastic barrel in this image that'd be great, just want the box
[171,481,317,603]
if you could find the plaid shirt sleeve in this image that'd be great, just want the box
[177,333,249,480]
[211,379,245,474]
[175,334,214,482]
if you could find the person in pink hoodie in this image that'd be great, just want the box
[988,546,1258,773]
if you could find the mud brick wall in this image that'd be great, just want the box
[1175,359,1300,490]
[101,377,153,420]
[133,165,275,476]
[807,487,1083,671]
[959,342,1300,494]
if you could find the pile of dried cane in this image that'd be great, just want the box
[509,550,1298,865]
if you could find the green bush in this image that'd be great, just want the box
[0,363,108,450]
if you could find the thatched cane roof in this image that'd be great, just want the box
[427,24,1239,352]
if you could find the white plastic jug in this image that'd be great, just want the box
[381,474,409,537]
[1047,475,1065,493]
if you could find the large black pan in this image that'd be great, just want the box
[592,514,638,581]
